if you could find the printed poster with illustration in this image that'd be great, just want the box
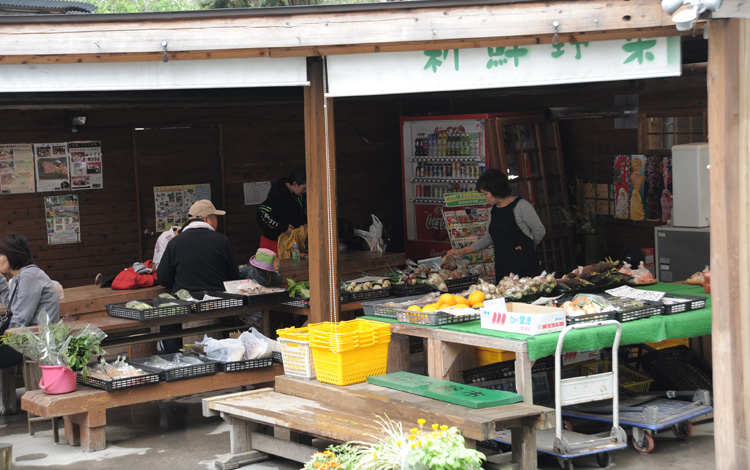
[153,183,212,232]
[0,143,35,194]
[629,155,646,221]
[69,141,103,190]
[34,142,70,192]
[45,194,81,245]
[613,155,631,220]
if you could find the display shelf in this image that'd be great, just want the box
[410,177,479,183]
[410,156,484,163]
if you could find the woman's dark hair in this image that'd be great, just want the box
[0,233,34,270]
[289,166,306,186]
[476,169,512,198]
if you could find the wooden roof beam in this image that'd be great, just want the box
[0,0,684,64]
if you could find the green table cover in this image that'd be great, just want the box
[362,283,711,361]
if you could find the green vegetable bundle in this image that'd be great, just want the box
[287,279,310,298]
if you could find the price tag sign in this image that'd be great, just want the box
[606,285,665,302]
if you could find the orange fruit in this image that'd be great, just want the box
[407,305,422,311]
[468,291,485,306]
[439,293,456,306]
[455,300,471,308]
[471,301,484,308]
[437,303,451,310]
[422,304,437,313]
[453,295,468,305]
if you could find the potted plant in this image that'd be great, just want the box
[303,416,485,470]
[2,319,105,394]
[561,207,608,265]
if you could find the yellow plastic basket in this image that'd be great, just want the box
[475,347,516,366]
[276,326,310,342]
[578,360,654,393]
[311,341,390,386]
[278,338,315,379]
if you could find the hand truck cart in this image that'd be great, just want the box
[494,320,628,470]
[561,389,712,454]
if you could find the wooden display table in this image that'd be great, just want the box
[278,251,405,282]
[203,375,553,469]
[21,364,283,452]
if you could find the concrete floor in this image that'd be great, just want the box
[0,384,716,470]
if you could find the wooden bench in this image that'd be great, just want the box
[21,364,283,452]
[203,375,554,470]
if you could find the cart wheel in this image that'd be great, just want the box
[632,433,655,454]
[672,421,694,440]
[557,457,574,470]
[563,419,573,431]
[596,452,611,468]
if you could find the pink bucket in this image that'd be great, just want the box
[39,365,77,395]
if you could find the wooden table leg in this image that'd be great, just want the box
[515,352,534,404]
[0,366,18,415]
[66,407,106,452]
[511,425,537,470]
[214,414,270,470]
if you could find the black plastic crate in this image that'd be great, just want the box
[390,283,433,297]
[189,291,244,313]
[660,293,708,315]
[566,310,617,325]
[462,359,516,384]
[281,292,350,308]
[469,372,551,402]
[347,286,393,302]
[242,289,290,307]
[129,353,218,382]
[444,275,479,291]
[77,369,161,391]
[215,356,273,373]
[639,346,713,391]
[272,351,283,364]
[615,299,663,322]
[106,297,193,321]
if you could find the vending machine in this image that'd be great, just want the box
[400,114,493,261]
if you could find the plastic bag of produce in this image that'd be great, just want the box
[238,327,276,359]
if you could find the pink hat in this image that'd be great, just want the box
[249,248,277,272]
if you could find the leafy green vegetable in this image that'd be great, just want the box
[125,300,153,310]
[287,279,311,299]
[174,289,192,301]
[157,293,176,299]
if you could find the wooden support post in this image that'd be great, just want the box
[0,443,10,470]
[387,333,412,373]
[510,425,537,470]
[708,18,750,469]
[304,57,340,324]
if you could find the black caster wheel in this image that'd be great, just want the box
[596,452,611,468]
[672,420,694,440]
[562,419,573,431]
[557,457,574,470]
[632,432,655,454]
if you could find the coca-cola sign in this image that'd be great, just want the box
[415,204,448,241]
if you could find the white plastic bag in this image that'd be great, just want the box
[196,335,246,362]
[238,328,276,359]
[354,214,385,255]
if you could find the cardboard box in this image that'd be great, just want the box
[481,302,566,336]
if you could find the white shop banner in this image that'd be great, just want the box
[0,57,308,93]
[326,37,680,97]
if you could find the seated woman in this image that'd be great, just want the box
[0,233,61,369]
[239,248,282,287]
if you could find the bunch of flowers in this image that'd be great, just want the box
[303,444,360,470]
[302,416,485,470]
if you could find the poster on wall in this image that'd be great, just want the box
[243,181,271,205]
[69,141,103,190]
[45,194,81,245]
[153,183,212,232]
[0,143,35,194]
[34,142,70,192]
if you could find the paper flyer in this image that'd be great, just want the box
[34,142,70,192]
[45,194,81,245]
[69,141,103,190]
[613,155,631,220]
[629,155,646,221]
[0,143,35,194]
[153,183,212,232]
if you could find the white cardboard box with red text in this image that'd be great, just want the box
[481,299,566,335]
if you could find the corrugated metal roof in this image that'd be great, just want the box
[0,0,96,13]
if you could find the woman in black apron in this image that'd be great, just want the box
[447,169,546,278]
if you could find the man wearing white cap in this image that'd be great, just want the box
[156,199,240,353]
